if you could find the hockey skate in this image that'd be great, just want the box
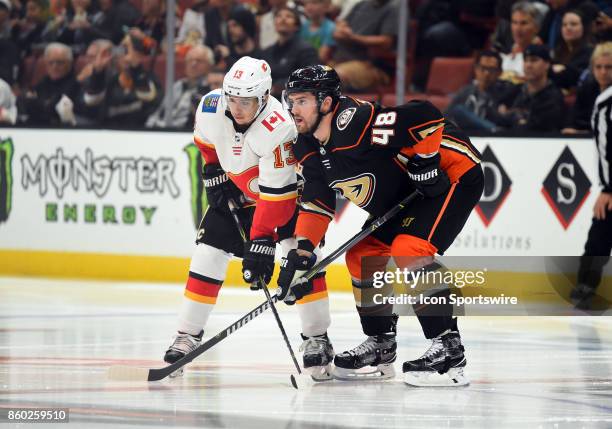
[300,333,335,381]
[570,283,597,310]
[333,333,396,380]
[163,330,203,378]
[402,330,469,387]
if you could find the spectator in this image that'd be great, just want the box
[129,0,164,55]
[217,7,261,69]
[76,38,113,83]
[540,0,598,47]
[17,42,80,126]
[42,0,98,55]
[446,50,516,132]
[204,0,244,57]
[300,0,335,63]
[551,9,594,90]
[175,0,207,56]
[491,0,550,53]
[261,7,318,96]
[258,0,295,50]
[146,44,214,129]
[563,41,612,133]
[0,77,17,123]
[206,66,224,89]
[329,0,360,20]
[494,44,565,132]
[593,7,612,42]
[500,1,544,83]
[82,35,162,127]
[88,0,141,45]
[0,0,11,40]
[11,0,48,57]
[0,31,20,87]
[76,38,113,125]
[415,0,496,58]
[331,0,399,92]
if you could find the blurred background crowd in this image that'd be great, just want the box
[1,0,612,134]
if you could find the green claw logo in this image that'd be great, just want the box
[184,143,208,229]
[0,138,14,223]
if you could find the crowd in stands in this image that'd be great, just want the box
[0,0,611,133]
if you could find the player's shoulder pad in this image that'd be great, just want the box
[330,96,375,148]
[199,89,223,114]
[394,99,444,130]
[334,96,373,132]
[253,97,297,143]
[384,100,445,145]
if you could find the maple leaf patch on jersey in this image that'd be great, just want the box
[202,94,220,113]
[261,111,286,131]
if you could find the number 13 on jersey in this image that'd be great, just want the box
[273,141,297,168]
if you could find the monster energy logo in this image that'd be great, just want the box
[184,144,208,229]
[0,138,14,223]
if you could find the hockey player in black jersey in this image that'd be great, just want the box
[277,65,484,386]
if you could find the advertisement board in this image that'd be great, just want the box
[0,130,609,285]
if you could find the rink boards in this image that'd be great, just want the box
[0,128,610,296]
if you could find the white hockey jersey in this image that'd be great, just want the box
[193,89,298,239]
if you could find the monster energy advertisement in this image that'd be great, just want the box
[184,143,208,229]
[0,138,13,223]
[0,130,200,257]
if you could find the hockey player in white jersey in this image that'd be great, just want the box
[163,57,334,380]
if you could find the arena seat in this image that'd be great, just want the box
[387,56,475,110]
[424,56,475,96]
[153,54,186,85]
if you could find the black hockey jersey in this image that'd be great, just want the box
[293,96,481,247]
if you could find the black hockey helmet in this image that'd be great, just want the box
[284,65,342,106]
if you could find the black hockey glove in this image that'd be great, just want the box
[277,242,317,305]
[407,153,450,198]
[242,237,276,286]
[202,163,244,210]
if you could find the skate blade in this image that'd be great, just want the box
[333,363,395,381]
[403,367,469,387]
[305,364,334,382]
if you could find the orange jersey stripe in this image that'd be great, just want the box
[297,151,317,165]
[296,290,328,304]
[259,192,299,202]
[295,211,332,247]
[186,275,222,298]
[184,289,217,304]
[427,182,457,242]
[194,137,219,164]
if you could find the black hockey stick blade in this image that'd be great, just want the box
[107,297,274,381]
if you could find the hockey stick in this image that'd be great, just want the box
[107,190,420,382]
[107,296,275,381]
[227,199,303,389]
[284,190,422,299]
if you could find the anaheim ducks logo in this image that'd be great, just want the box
[330,173,376,208]
[336,107,356,131]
